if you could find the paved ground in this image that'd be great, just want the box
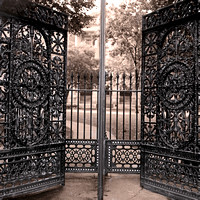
[6,174,168,200]
[66,120,117,139]
[66,119,98,139]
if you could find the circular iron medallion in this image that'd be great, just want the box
[158,62,193,110]
[13,61,48,108]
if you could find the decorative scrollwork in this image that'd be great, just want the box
[22,4,68,30]
[0,18,10,150]
[0,5,67,199]
[158,109,194,149]
[14,25,48,64]
[145,153,199,192]
[157,25,195,149]
[12,61,48,108]
[158,62,194,110]
[51,32,65,55]
[142,2,199,199]
[143,0,198,30]
[106,141,141,173]
[0,150,60,187]
[143,23,196,149]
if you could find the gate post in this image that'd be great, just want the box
[98,0,106,199]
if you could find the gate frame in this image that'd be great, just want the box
[0,3,68,199]
[141,0,200,200]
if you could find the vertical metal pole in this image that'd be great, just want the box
[77,74,80,139]
[129,73,132,140]
[98,0,106,199]
[90,73,93,140]
[109,73,112,139]
[84,74,86,139]
[116,73,119,140]
[123,73,125,140]
[70,73,73,139]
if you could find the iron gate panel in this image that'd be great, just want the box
[65,73,141,174]
[105,140,141,174]
[0,4,67,199]
[141,0,200,199]
[65,140,98,173]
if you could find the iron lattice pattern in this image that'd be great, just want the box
[142,150,200,200]
[143,0,199,31]
[0,3,67,199]
[0,145,63,196]
[141,0,200,199]
[22,4,68,30]
[145,156,199,191]
[106,141,140,173]
[65,140,98,173]
[142,22,196,150]
[66,72,141,174]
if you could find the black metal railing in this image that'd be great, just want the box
[66,73,99,140]
[65,72,141,174]
[66,72,141,141]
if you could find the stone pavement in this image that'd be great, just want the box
[6,174,168,200]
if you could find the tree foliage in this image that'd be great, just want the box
[0,0,95,34]
[148,0,179,10]
[67,44,99,89]
[106,0,180,76]
[107,1,146,74]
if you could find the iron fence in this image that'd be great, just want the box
[66,72,141,140]
[65,72,141,173]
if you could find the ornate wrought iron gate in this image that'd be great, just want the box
[141,0,200,199]
[1,1,200,200]
[0,4,67,199]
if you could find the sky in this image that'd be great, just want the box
[87,0,125,14]
[95,0,137,7]
[89,0,137,13]
[95,0,123,7]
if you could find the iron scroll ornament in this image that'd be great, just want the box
[157,62,194,149]
[12,60,49,108]
[158,62,194,110]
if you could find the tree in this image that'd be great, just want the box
[106,1,148,86]
[106,0,179,85]
[148,0,177,10]
[0,0,95,35]
[67,43,99,89]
